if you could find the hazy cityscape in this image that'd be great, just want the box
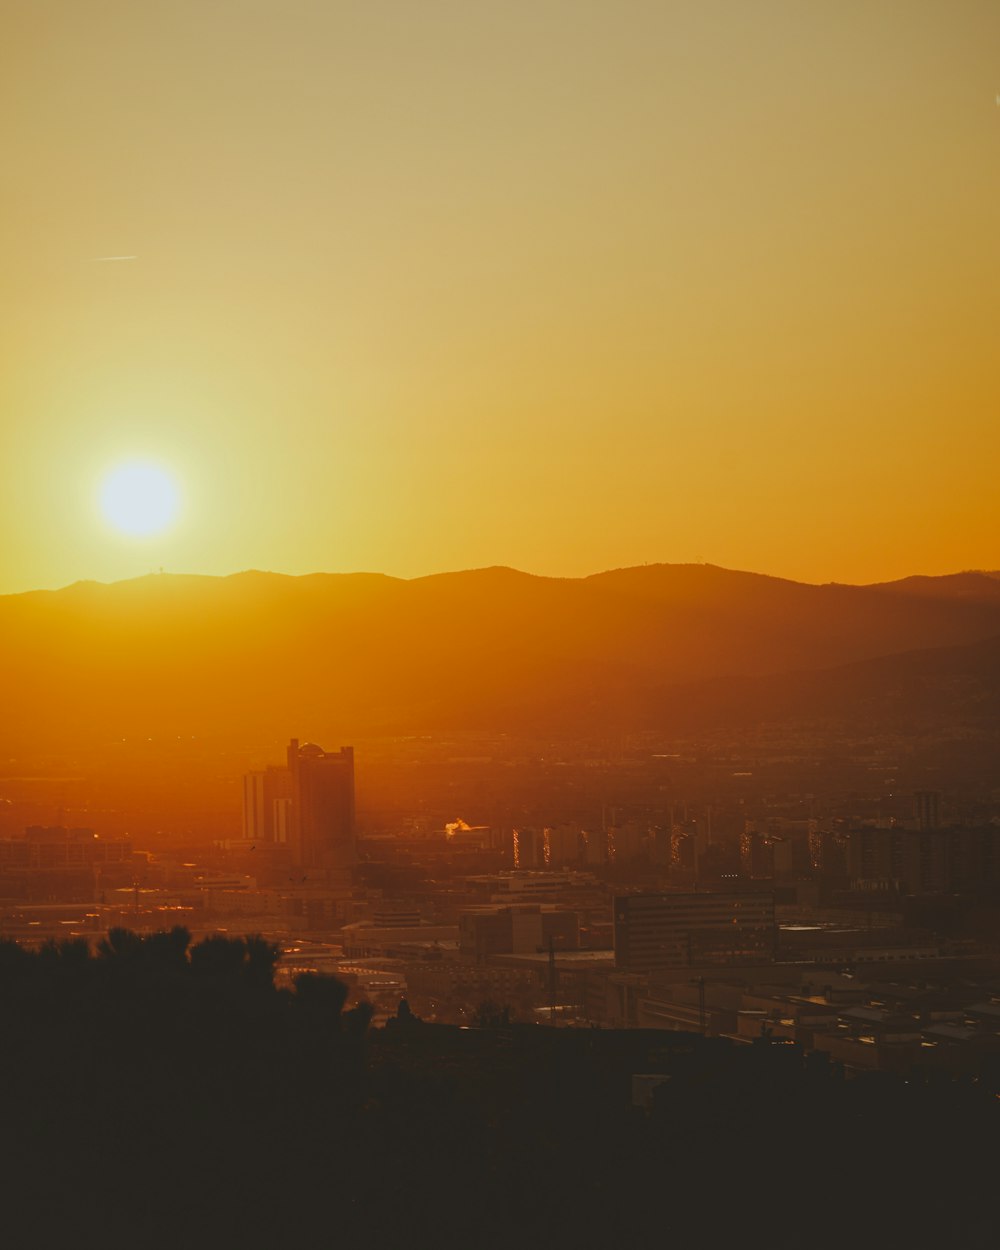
[5,567,1000,1073]
[6,706,1000,1056]
[4,654,1000,1242]
[6,1,1000,1245]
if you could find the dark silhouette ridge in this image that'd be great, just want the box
[0,929,997,1247]
[865,570,1000,600]
[5,563,1000,749]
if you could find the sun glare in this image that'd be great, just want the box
[99,462,180,537]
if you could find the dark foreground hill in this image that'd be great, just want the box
[2,933,997,1249]
[3,563,1000,748]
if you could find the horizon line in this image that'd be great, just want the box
[4,561,1000,600]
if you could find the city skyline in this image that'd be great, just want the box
[5,7,1000,1242]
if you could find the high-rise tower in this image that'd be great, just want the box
[241,765,294,843]
[285,739,356,871]
[241,739,356,878]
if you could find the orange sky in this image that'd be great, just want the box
[2,1,999,594]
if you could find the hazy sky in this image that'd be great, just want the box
[2,0,998,593]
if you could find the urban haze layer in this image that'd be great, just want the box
[3,564,1000,1245]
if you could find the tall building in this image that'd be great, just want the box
[459,905,580,960]
[242,739,356,877]
[286,739,355,871]
[513,827,544,869]
[544,824,584,867]
[914,791,941,831]
[846,826,902,887]
[613,891,776,971]
[241,765,294,843]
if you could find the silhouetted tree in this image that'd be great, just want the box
[143,925,191,971]
[97,926,145,962]
[38,937,90,967]
[473,1000,513,1028]
[343,999,375,1040]
[243,933,281,990]
[391,995,421,1026]
[189,932,250,980]
[293,971,349,1022]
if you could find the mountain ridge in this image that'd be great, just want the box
[8,561,1000,603]
[3,562,1000,748]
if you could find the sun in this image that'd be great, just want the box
[99,462,180,537]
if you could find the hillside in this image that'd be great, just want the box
[646,631,1000,735]
[3,563,1000,747]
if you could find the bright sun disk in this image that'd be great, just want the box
[100,462,180,536]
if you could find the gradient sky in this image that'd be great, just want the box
[2,0,998,593]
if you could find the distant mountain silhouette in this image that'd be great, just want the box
[642,631,1000,734]
[3,564,1000,746]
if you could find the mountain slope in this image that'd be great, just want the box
[3,563,1000,746]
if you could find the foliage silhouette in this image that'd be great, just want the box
[0,929,998,1248]
[472,999,514,1028]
